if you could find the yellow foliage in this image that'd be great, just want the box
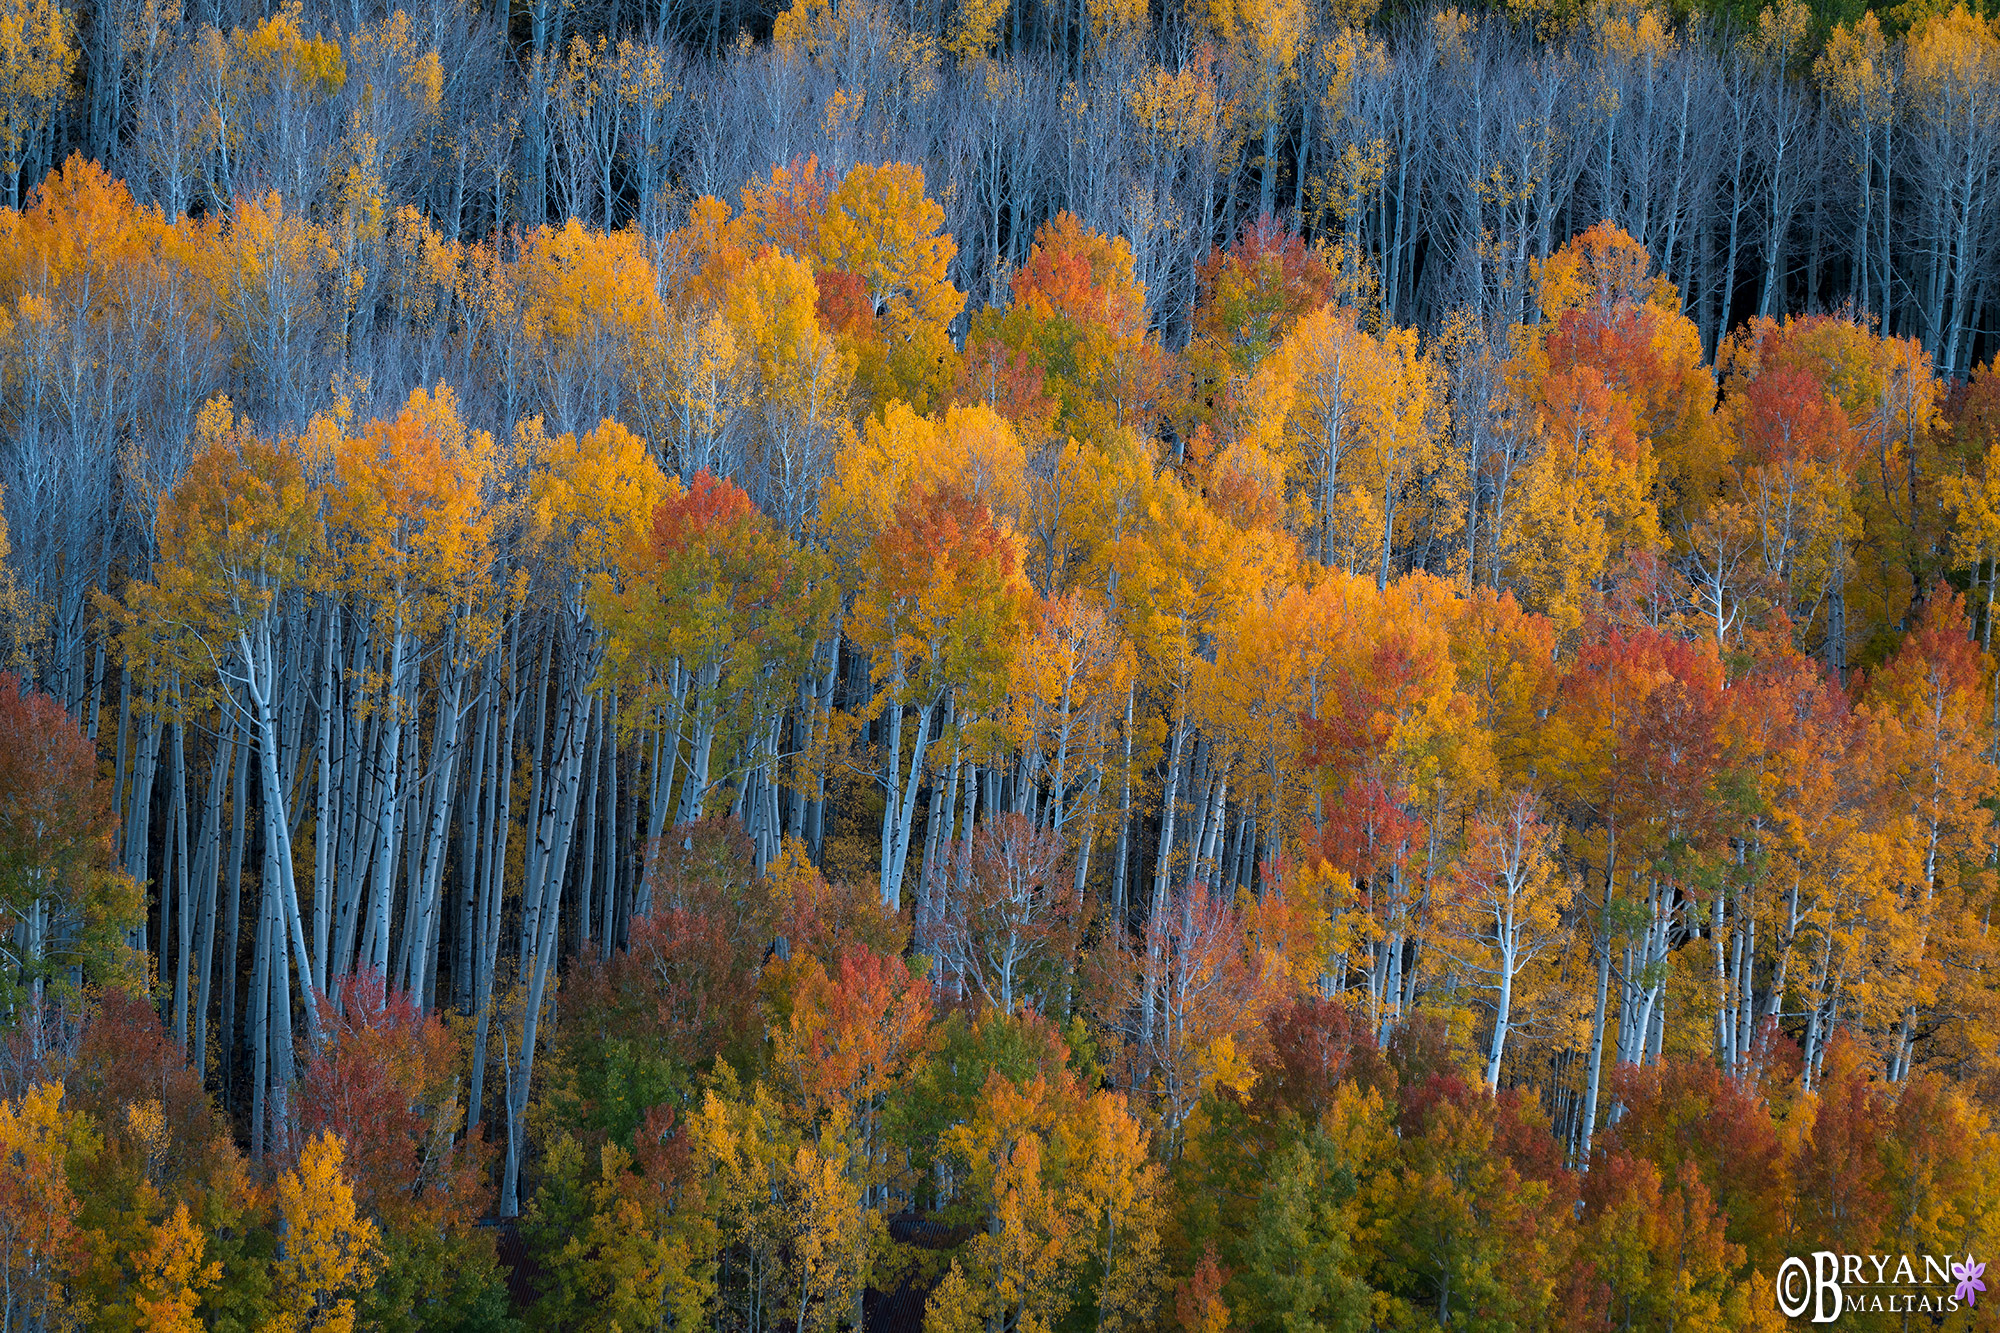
[0,1081,92,1332]
[326,384,501,647]
[1905,3,2000,101]
[271,1131,380,1333]
[816,161,965,333]
[525,415,668,588]
[1086,0,1147,52]
[1593,0,1675,63]
[821,399,1026,561]
[948,0,1010,61]
[234,0,345,100]
[0,0,73,192]
[132,1202,221,1333]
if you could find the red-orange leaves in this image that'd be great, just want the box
[1193,213,1333,370]
[853,486,1028,715]
[652,466,759,557]
[1732,365,1854,472]
[302,970,489,1238]
[1010,212,1149,343]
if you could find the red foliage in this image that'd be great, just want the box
[652,468,757,557]
[876,485,1019,588]
[610,817,769,1072]
[1395,1066,1478,1139]
[1555,622,1727,854]
[1600,1056,1789,1268]
[0,674,120,982]
[815,268,876,338]
[1302,626,1455,884]
[65,987,241,1203]
[1536,363,1641,467]
[619,897,762,1073]
[1256,994,1398,1121]
[1010,212,1148,341]
[1193,212,1333,355]
[70,988,213,1144]
[1791,1031,1888,1256]
[778,943,933,1118]
[1733,364,1853,469]
[1492,1086,1573,1192]
[954,332,1057,435]
[302,969,490,1236]
[1863,582,1986,702]
[1174,1243,1233,1333]
[740,154,829,259]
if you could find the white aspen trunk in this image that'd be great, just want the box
[268,885,296,1160]
[1721,894,1743,1074]
[600,695,621,954]
[456,684,490,1012]
[242,621,320,1040]
[575,702,601,956]
[469,635,520,1140]
[1577,832,1618,1166]
[501,662,595,1217]
[1141,705,1189,1047]
[193,727,231,1078]
[885,697,936,911]
[366,624,409,978]
[877,659,906,908]
[1110,684,1134,921]
[169,717,192,1052]
[126,698,163,952]
[676,658,722,825]
[248,872,272,1161]
[312,601,336,991]
[405,649,468,1005]
[221,713,249,1104]
[1196,776,1228,891]
[1486,898,1517,1091]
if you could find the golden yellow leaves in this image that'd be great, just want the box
[1592,0,1676,64]
[1207,0,1306,79]
[514,219,662,362]
[1817,11,1894,117]
[1751,0,1813,71]
[131,397,320,694]
[817,162,964,404]
[1269,304,1432,574]
[234,1,344,100]
[1087,0,1147,54]
[0,0,73,191]
[823,399,1026,560]
[0,1081,90,1330]
[1904,3,2000,104]
[1128,61,1224,164]
[929,1065,1161,1333]
[947,0,1010,62]
[687,1067,874,1333]
[130,385,518,705]
[1507,364,1659,635]
[131,1202,223,1333]
[527,416,668,590]
[210,191,344,354]
[327,384,499,644]
[271,1132,381,1333]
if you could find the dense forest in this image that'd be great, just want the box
[2,0,2000,1325]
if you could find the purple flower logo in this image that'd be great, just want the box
[1953,1257,1986,1307]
